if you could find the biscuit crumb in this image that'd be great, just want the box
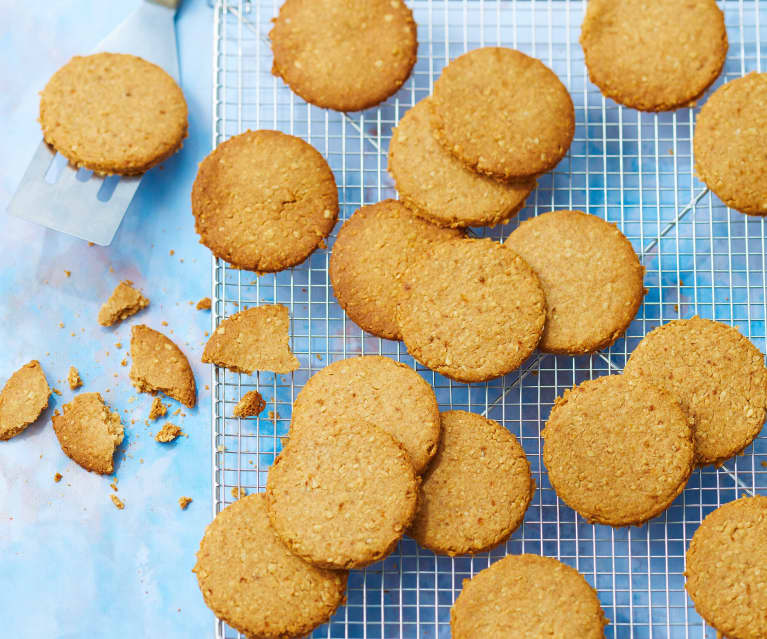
[196,297,212,311]
[58,322,65,329]
[169,249,175,256]
[762,460,767,468]
[52,388,62,396]
[231,486,247,499]
[54,473,63,483]
[121,358,127,367]
[67,366,83,390]
[64,270,71,277]
[155,422,183,443]
[110,494,125,510]
[268,410,281,420]
[178,496,192,510]
[161,321,168,326]
[115,342,122,349]
[149,397,168,420]
[110,479,118,492]
[98,281,149,327]
[233,390,266,418]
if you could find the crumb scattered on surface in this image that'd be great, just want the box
[121,358,128,367]
[196,297,212,311]
[762,460,767,468]
[172,408,181,417]
[161,321,168,326]
[149,397,168,420]
[54,473,62,483]
[233,390,266,418]
[110,494,124,510]
[110,479,118,492]
[98,280,149,327]
[115,342,122,349]
[67,366,82,390]
[64,270,71,277]
[169,250,175,256]
[155,422,183,443]
[52,388,62,396]
[178,496,192,510]
[231,486,247,499]
[268,410,281,420]
[58,322,64,328]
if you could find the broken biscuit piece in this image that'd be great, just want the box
[233,390,266,418]
[130,325,197,408]
[111,494,125,510]
[52,392,124,474]
[67,366,83,390]
[149,396,168,420]
[0,360,51,440]
[155,422,183,443]
[179,496,192,510]
[202,305,300,375]
[98,280,149,327]
[196,297,212,311]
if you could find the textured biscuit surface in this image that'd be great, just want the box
[232,390,266,418]
[685,496,767,639]
[431,47,575,179]
[202,305,300,375]
[192,130,338,272]
[98,280,149,327]
[388,99,535,228]
[694,73,767,215]
[580,0,727,111]
[451,554,608,638]
[505,210,644,354]
[0,360,50,440]
[329,200,462,339]
[130,325,197,408]
[409,410,533,556]
[269,0,417,112]
[396,238,546,383]
[266,420,419,569]
[624,317,767,466]
[290,355,440,474]
[52,392,124,474]
[39,53,188,175]
[194,493,348,639]
[542,375,694,526]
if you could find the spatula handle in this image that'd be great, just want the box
[147,0,182,10]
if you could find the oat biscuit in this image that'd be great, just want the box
[192,129,339,272]
[195,493,347,639]
[290,355,440,474]
[202,305,300,375]
[543,375,694,526]
[39,53,188,175]
[624,317,767,466]
[266,420,419,569]
[396,238,546,383]
[0,360,50,440]
[451,554,608,638]
[685,496,767,639]
[130,325,196,408]
[269,0,417,112]
[233,390,266,418]
[329,200,462,340]
[431,47,575,180]
[409,410,533,555]
[580,0,727,111]
[155,422,182,443]
[388,99,535,228]
[694,73,767,215]
[52,392,124,474]
[98,280,149,327]
[505,210,645,354]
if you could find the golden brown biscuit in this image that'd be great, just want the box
[266,420,419,569]
[451,554,608,638]
[685,496,767,639]
[580,0,727,111]
[155,422,182,443]
[52,392,124,474]
[388,99,535,228]
[409,410,533,555]
[624,317,767,466]
[290,355,440,474]
[431,47,575,180]
[192,129,339,272]
[202,305,300,375]
[269,0,418,112]
[542,375,694,526]
[694,73,767,215]
[97,280,149,327]
[148,397,168,421]
[232,390,266,418]
[67,366,83,390]
[396,238,546,383]
[39,53,188,175]
[504,210,645,354]
[0,360,50,440]
[329,200,462,340]
[194,493,348,639]
[130,324,197,408]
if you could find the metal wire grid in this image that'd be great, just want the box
[210,2,767,637]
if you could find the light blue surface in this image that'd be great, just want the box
[0,1,216,636]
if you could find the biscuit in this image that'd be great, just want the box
[580,0,727,112]
[396,238,546,383]
[192,129,339,272]
[542,375,694,526]
[98,280,149,327]
[0,360,50,440]
[451,554,608,638]
[408,410,533,555]
[505,210,645,354]
[130,324,197,408]
[155,422,182,443]
[290,355,440,474]
[388,99,535,228]
[194,493,347,639]
[329,200,462,340]
[39,53,188,175]
[202,305,300,375]
[624,317,767,466]
[266,420,419,569]
[232,390,266,418]
[269,0,417,112]
[148,397,168,421]
[694,73,767,215]
[52,392,124,474]
[431,47,575,180]
[685,496,767,639]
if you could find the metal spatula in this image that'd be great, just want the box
[8,0,182,246]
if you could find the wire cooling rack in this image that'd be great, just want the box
[210,2,767,637]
